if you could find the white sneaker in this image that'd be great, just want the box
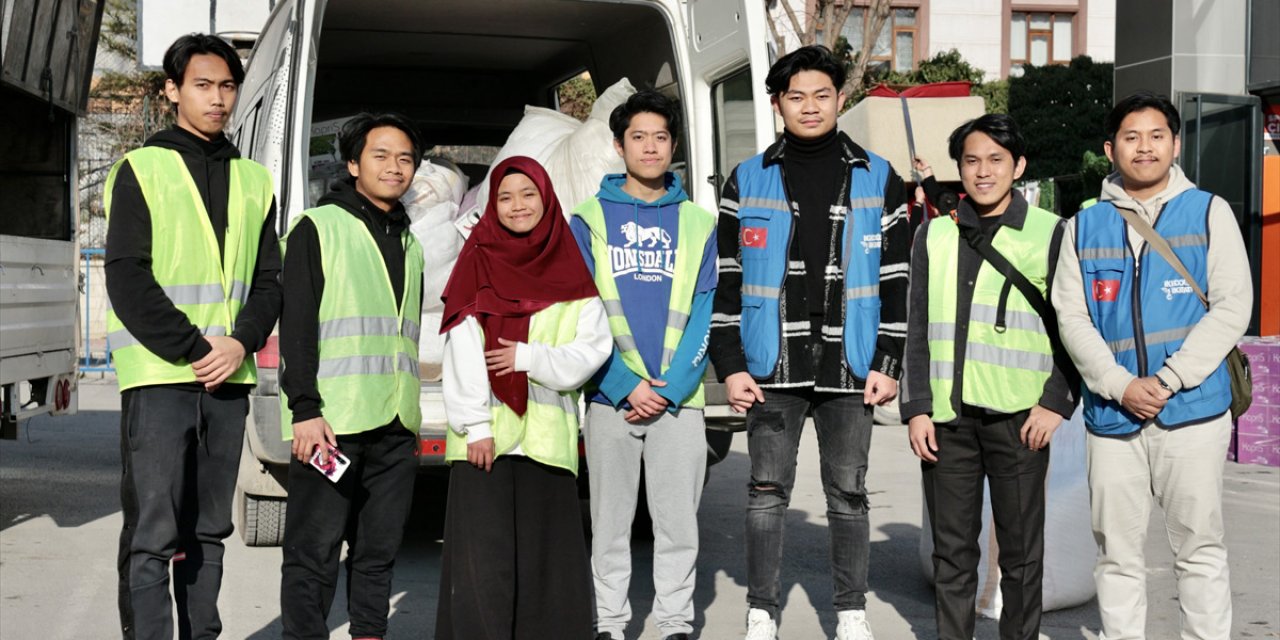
[835,609,874,640]
[745,608,778,640]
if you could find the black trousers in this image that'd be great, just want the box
[117,386,248,640]
[435,456,593,640]
[279,422,416,640]
[922,409,1049,640]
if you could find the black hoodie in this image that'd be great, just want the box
[278,178,421,423]
[104,126,282,391]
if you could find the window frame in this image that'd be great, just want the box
[1009,10,1076,71]
[842,4,921,75]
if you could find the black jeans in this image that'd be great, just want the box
[435,456,593,640]
[280,422,416,640]
[745,388,874,619]
[922,410,1049,640]
[117,385,248,640]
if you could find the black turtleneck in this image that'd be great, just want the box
[104,125,281,382]
[279,178,422,423]
[781,128,845,332]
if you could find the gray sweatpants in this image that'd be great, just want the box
[584,403,707,637]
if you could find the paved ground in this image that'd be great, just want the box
[1,377,1277,639]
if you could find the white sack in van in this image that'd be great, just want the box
[459,78,637,236]
[918,406,1097,616]
[403,159,469,316]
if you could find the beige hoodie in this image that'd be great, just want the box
[1052,164,1252,402]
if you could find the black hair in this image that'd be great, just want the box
[609,90,682,142]
[948,113,1027,163]
[162,34,245,86]
[338,112,425,167]
[765,45,847,97]
[1105,91,1181,142]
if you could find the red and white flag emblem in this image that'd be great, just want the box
[1093,279,1120,302]
[741,226,768,248]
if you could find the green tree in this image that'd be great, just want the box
[1008,56,1113,181]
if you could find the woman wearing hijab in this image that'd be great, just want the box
[435,156,610,640]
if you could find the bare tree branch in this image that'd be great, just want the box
[765,5,787,53]
[780,0,806,45]
[846,0,893,96]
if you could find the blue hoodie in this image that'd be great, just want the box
[570,173,717,411]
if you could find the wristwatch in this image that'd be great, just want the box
[1154,375,1172,393]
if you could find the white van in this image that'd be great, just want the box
[228,0,775,545]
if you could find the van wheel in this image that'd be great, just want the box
[239,490,287,547]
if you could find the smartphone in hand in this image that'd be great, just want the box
[309,446,351,483]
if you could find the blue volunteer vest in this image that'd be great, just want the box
[1075,189,1231,435]
[733,150,890,379]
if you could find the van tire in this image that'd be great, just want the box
[240,491,287,547]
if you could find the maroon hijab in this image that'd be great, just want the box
[440,156,598,416]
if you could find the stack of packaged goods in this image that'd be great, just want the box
[1235,336,1280,466]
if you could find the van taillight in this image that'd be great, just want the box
[257,335,280,369]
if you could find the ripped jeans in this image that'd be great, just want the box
[744,387,874,619]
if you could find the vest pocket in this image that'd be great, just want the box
[844,297,881,378]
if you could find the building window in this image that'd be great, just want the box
[1010,11,1073,74]
[843,7,918,74]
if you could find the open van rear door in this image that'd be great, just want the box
[677,0,775,208]
[229,0,307,232]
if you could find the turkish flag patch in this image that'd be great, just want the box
[741,226,768,248]
[1093,279,1120,302]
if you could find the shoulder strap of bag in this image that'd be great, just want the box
[956,224,1054,322]
[1112,205,1210,310]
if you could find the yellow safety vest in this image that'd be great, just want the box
[280,204,424,437]
[444,298,592,475]
[104,147,272,391]
[925,206,1061,422]
[572,198,715,408]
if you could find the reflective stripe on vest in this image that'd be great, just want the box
[924,207,1060,422]
[1075,190,1230,435]
[732,150,891,379]
[444,298,591,475]
[280,204,424,438]
[572,198,716,408]
[103,147,272,390]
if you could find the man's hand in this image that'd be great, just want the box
[468,437,496,472]
[864,371,898,406]
[725,372,764,414]
[192,336,246,391]
[908,414,938,462]
[913,157,935,179]
[1019,405,1063,451]
[485,338,520,377]
[625,379,668,422]
[292,417,336,464]
[1121,376,1171,420]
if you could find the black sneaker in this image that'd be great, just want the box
[662,635,691,640]
[594,633,615,640]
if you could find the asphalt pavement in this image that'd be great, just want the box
[1,377,1276,639]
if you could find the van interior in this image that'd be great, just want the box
[309,0,685,187]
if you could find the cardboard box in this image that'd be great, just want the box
[1236,432,1280,467]
[1236,406,1273,436]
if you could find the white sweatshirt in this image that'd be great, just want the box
[442,298,612,452]
[1052,165,1253,401]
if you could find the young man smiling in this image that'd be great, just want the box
[278,113,425,640]
[105,34,281,640]
[708,45,909,640]
[1053,92,1251,640]
[571,90,717,640]
[900,114,1075,640]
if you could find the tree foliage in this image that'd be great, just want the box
[555,74,597,122]
[1008,56,1113,181]
[853,49,1008,114]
